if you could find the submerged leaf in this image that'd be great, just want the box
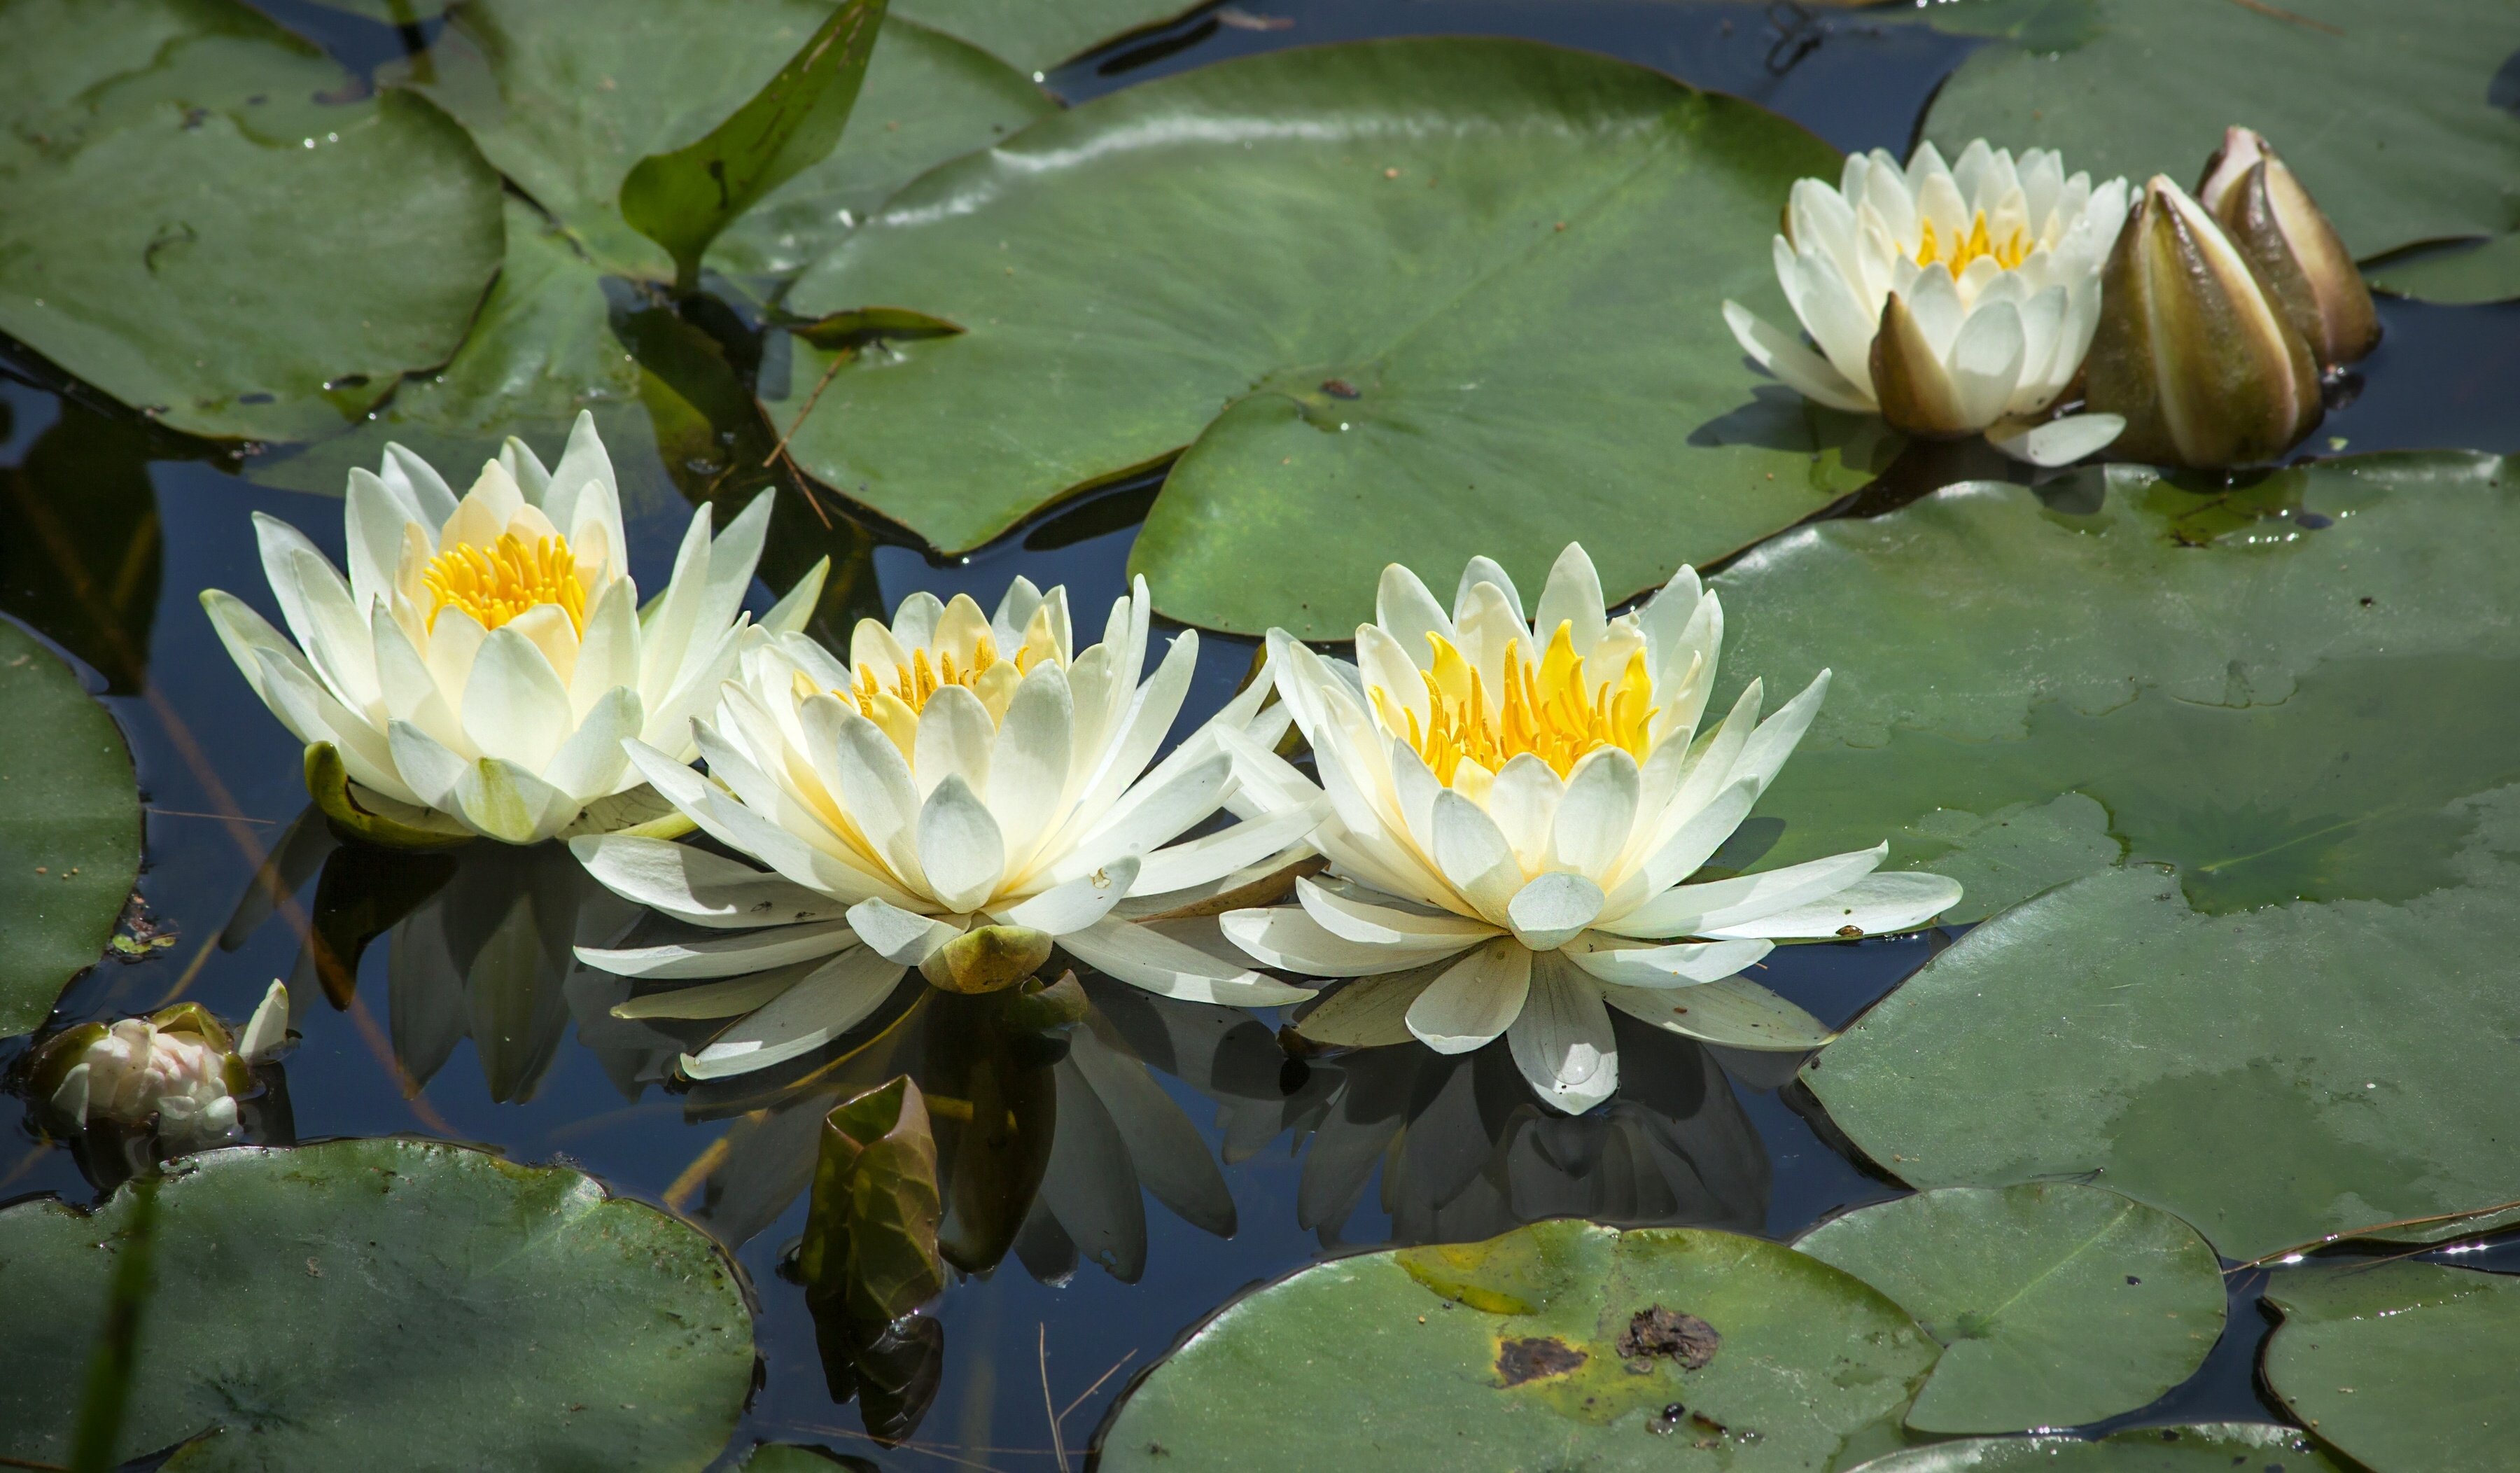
[799,1074,946,1325]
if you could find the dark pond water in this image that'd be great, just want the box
[5,1,2518,1467]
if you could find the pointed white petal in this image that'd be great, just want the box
[1405,937,1532,1054]
[680,946,909,1080]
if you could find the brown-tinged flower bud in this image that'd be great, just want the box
[2197,127,2380,367]
[2083,176,2323,468]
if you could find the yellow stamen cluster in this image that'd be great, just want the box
[1913,211,2031,277]
[1378,622,1656,785]
[422,532,586,633]
[853,634,1044,716]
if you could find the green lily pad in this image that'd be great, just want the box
[0,1138,755,1469]
[769,36,1889,635]
[1843,1423,2347,1471]
[0,0,504,441]
[1921,0,2520,274]
[891,0,1194,75]
[739,1447,876,1473]
[1795,1185,2226,1434]
[1096,1218,1939,1470]
[1805,842,2520,1262]
[0,618,141,1038]
[2262,1261,2520,1473]
[1711,453,2520,921]
[405,0,1049,282]
[2367,232,2520,304]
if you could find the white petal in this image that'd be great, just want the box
[459,627,572,772]
[1485,755,1563,872]
[1060,916,1315,1006]
[1503,871,1605,951]
[541,685,641,800]
[576,921,858,979]
[1045,751,1236,887]
[1723,300,1875,412]
[1987,412,2124,468]
[1128,802,1326,900]
[1431,790,1524,923]
[1564,935,1774,988]
[1945,300,2028,432]
[1373,563,1455,666]
[568,834,844,928]
[1295,876,1494,947]
[568,578,640,722]
[237,980,290,1063]
[993,856,1139,935]
[1697,872,1961,940]
[988,664,1074,870]
[610,968,810,1020]
[681,946,910,1080]
[1604,844,1885,940]
[1597,974,1833,1052]
[1405,937,1532,1054]
[844,897,963,965]
[386,720,470,809]
[379,442,457,524]
[1220,903,1480,978]
[916,774,1006,913]
[1506,956,1618,1112]
[912,684,995,800]
[451,756,582,844]
[1453,556,1525,626]
[1530,543,1607,657]
[1551,747,1641,877]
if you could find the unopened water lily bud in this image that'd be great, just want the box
[2084,176,2323,468]
[29,982,290,1153]
[2197,127,2379,367]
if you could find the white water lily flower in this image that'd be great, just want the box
[202,413,826,844]
[1219,545,1961,1114]
[1723,139,2131,467]
[46,982,290,1152]
[573,575,1327,1080]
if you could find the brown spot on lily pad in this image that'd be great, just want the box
[1616,1306,1720,1372]
[1495,1336,1586,1385]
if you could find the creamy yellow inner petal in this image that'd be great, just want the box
[1372,621,1656,785]
[1913,211,2032,277]
[422,531,587,634]
[799,608,1065,760]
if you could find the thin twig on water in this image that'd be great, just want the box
[1040,1323,1069,1473]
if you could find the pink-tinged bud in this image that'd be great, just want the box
[2197,127,2380,368]
[2084,176,2323,468]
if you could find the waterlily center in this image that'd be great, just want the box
[1913,211,2033,277]
[421,531,587,634]
[1373,621,1655,786]
[807,617,1068,755]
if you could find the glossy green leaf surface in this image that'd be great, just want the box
[1805,851,2520,1262]
[0,0,504,440]
[407,0,1047,281]
[799,1075,946,1325]
[1712,453,2520,921]
[1097,1219,1938,1470]
[771,37,1887,634]
[891,0,1191,74]
[2367,232,2520,305]
[0,1138,755,1469]
[621,0,888,292]
[2262,1262,2520,1473]
[0,620,141,1038]
[1844,1423,2346,1472]
[1795,1185,2225,1434]
[1922,0,2520,271]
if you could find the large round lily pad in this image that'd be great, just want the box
[0,619,141,1038]
[1095,1218,1939,1470]
[1712,453,2520,922]
[1844,1423,2347,1472]
[1922,0,2520,274]
[0,1138,755,1469]
[0,0,504,441]
[1795,1184,2225,1434]
[2262,1261,2520,1473]
[1805,849,2520,1263]
[405,0,1049,281]
[770,36,1886,636]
